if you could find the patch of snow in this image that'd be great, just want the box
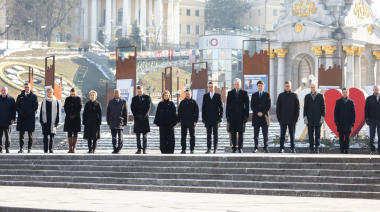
[78,55,110,80]
[12,66,24,71]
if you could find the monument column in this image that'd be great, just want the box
[140,0,146,36]
[343,46,355,88]
[167,0,174,44]
[154,0,162,43]
[322,45,337,70]
[122,0,130,36]
[311,46,323,85]
[105,0,112,44]
[269,49,276,105]
[354,47,364,88]
[91,0,97,44]
[148,0,153,26]
[374,51,380,85]
[274,48,289,95]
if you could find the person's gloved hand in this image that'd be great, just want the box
[351,123,355,127]
[320,117,324,124]
[304,117,308,125]
[366,118,370,126]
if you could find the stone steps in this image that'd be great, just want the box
[0,154,379,199]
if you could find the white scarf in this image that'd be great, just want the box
[42,95,58,134]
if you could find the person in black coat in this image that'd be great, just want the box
[365,85,380,154]
[226,78,249,153]
[107,89,128,154]
[40,87,60,153]
[276,81,300,153]
[154,90,177,154]
[64,88,82,153]
[334,88,355,154]
[251,80,271,153]
[16,83,38,153]
[83,90,102,153]
[131,86,151,154]
[202,82,223,154]
[178,89,199,154]
[0,87,16,153]
[303,83,325,154]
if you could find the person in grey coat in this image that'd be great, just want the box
[107,89,128,154]
[0,87,16,153]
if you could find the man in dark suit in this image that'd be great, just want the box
[0,87,16,153]
[365,85,380,155]
[276,81,300,153]
[226,78,249,153]
[131,86,151,154]
[202,81,223,154]
[334,87,355,154]
[303,82,325,154]
[251,80,271,153]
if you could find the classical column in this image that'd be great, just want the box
[91,0,97,43]
[173,0,180,45]
[97,0,101,25]
[140,0,146,36]
[148,0,153,26]
[154,0,162,43]
[167,0,174,44]
[269,49,276,105]
[123,0,130,36]
[274,48,289,95]
[354,47,364,88]
[374,51,380,85]
[135,0,139,23]
[311,46,323,85]
[322,45,337,70]
[105,0,112,44]
[81,0,89,40]
[112,0,116,25]
[343,46,355,88]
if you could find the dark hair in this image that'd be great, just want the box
[137,86,142,90]
[342,87,348,91]
[257,80,264,86]
[70,88,76,92]
[208,81,214,85]
[285,81,292,85]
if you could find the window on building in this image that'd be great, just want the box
[249,11,251,18]
[179,8,182,15]
[67,17,72,25]
[179,24,182,33]
[187,9,190,16]
[196,25,199,34]
[118,8,123,22]
[186,41,190,48]
[66,33,72,41]
[258,9,260,16]
[257,24,261,34]
[273,9,277,16]
[186,25,190,34]
[196,10,199,16]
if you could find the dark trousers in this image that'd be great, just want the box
[339,131,350,150]
[136,133,147,150]
[254,125,268,149]
[111,129,123,152]
[280,124,296,149]
[206,126,218,150]
[159,126,175,154]
[19,130,33,150]
[67,131,78,137]
[369,120,380,152]
[43,134,54,152]
[231,131,243,151]
[181,126,195,150]
[87,139,97,151]
[308,126,321,147]
[0,127,11,151]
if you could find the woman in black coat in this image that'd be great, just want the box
[154,90,177,154]
[40,87,60,153]
[64,88,82,153]
[83,90,102,153]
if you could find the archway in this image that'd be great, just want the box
[361,55,370,88]
[97,30,104,45]
[115,28,122,40]
[291,53,315,90]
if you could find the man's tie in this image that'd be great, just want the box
[259,92,261,98]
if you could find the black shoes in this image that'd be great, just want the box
[314,147,319,154]
[180,150,186,154]
[340,149,345,154]
[278,149,285,153]
[344,149,349,154]
[205,149,211,154]
[253,149,259,153]
[143,149,147,154]
[27,149,31,153]
[213,149,217,154]
[370,151,377,154]
[231,150,237,153]
[6,150,10,153]
[190,150,194,154]
[112,151,119,154]
[309,148,314,154]
[49,150,54,153]
[135,150,142,154]
[44,151,48,153]
[263,148,270,153]
[290,149,296,153]
[238,149,243,153]
[18,149,24,153]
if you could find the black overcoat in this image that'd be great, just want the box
[154,100,177,127]
[16,90,38,131]
[365,95,380,121]
[251,91,271,127]
[63,96,82,132]
[107,98,128,129]
[131,94,151,133]
[276,90,300,125]
[178,98,199,127]
[83,100,102,139]
[0,95,16,129]
[303,93,325,127]
[334,98,356,132]
[202,92,223,127]
[226,89,249,133]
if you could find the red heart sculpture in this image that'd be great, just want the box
[324,88,367,138]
